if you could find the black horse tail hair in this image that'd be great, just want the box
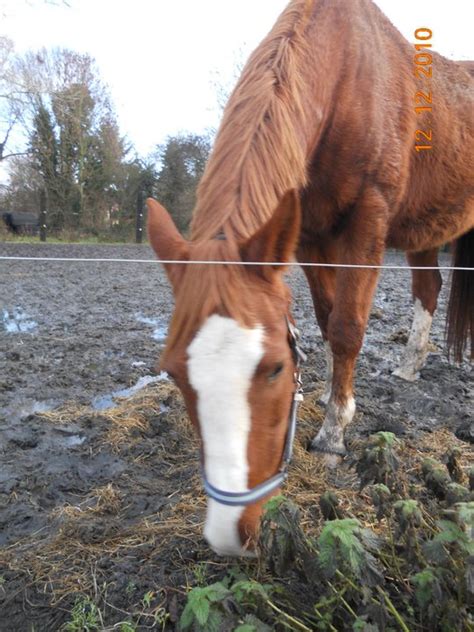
[446,229,474,362]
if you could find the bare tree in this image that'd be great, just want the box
[0,36,27,161]
[0,0,70,15]
[3,47,127,233]
[210,49,246,115]
[155,133,211,232]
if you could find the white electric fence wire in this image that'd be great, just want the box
[0,255,473,271]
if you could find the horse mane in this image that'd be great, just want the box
[190,0,314,243]
[458,60,474,77]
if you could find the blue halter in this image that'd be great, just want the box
[201,317,306,507]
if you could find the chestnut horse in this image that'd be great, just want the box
[147,0,474,555]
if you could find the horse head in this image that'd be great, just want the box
[147,190,302,556]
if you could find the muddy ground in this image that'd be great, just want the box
[0,242,472,631]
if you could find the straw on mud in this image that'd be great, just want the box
[51,484,123,521]
[3,486,207,604]
[1,380,472,612]
[39,381,193,450]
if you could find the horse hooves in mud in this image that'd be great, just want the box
[314,451,344,469]
[309,435,347,469]
[392,366,420,382]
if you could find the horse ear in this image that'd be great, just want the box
[239,189,301,276]
[146,198,189,291]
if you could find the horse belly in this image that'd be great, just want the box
[387,197,474,251]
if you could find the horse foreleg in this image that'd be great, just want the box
[299,252,336,405]
[393,249,441,381]
[320,340,333,405]
[310,266,381,466]
[310,190,386,466]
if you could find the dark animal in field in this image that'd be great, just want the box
[147,0,474,555]
[2,212,39,235]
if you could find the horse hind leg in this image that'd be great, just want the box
[393,249,441,381]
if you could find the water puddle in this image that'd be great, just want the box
[63,434,86,447]
[2,308,38,334]
[91,373,169,411]
[4,400,58,422]
[135,313,168,341]
[28,401,56,415]
[51,427,87,448]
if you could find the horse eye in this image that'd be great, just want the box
[268,363,284,381]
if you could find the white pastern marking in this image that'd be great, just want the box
[313,396,355,452]
[323,396,355,433]
[394,299,433,382]
[187,315,264,555]
[339,396,356,428]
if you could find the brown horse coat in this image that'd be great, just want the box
[148,0,473,553]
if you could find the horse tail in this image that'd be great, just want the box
[446,229,474,362]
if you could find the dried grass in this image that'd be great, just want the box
[1,382,472,613]
[51,484,123,521]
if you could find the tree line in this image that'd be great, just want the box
[0,39,212,238]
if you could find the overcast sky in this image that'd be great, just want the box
[1,0,473,159]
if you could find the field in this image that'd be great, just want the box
[0,243,472,631]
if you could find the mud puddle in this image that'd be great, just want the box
[2,307,38,334]
[91,372,169,410]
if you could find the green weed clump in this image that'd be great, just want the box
[355,432,401,491]
[179,433,473,632]
[63,596,101,631]
[179,575,276,631]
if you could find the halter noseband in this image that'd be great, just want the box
[202,317,306,507]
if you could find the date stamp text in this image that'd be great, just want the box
[414,28,433,152]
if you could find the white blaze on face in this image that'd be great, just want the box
[187,315,264,556]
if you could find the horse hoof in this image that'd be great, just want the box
[393,367,418,382]
[321,452,343,468]
[309,441,346,468]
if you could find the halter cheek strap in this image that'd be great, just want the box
[201,316,306,507]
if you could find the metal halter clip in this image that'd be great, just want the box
[286,316,307,367]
